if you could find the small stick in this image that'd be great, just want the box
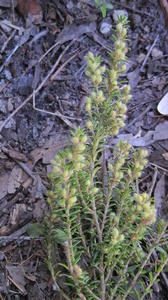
[127,105,151,128]
[1,29,16,53]
[140,35,159,72]
[148,167,158,197]
[10,0,15,23]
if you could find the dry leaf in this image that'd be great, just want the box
[162,152,168,160]
[154,174,166,220]
[0,173,9,200]
[8,165,23,194]
[9,204,27,226]
[17,0,42,24]
[157,92,168,115]
[6,264,27,295]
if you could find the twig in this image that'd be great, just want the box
[140,35,159,72]
[148,167,158,197]
[149,162,168,173]
[10,0,15,23]
[1,29,16,53]
[127,105,151,128]
[0,42,81,133]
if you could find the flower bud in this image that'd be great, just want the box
[72,136,79,145]
[68,196,77,207]
[113,228,119,238]
[120,64,126,73]
[91,92,96,100]
[63,170,70,180]
[77,144,86,152]
[97,75,102,84]
[88,52,94,60]
[92,187,99,194]
[74,162,81,171]
[100,65,106,73]
[62,189,67,198]
[81,135,87,143]
[67,151,73,161]
[121,28,127,37]
[86,102,91,113]
[117,23,122,34]
[87,121,93,130]
[73,264,83,277]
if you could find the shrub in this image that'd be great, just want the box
[45,17,168,300]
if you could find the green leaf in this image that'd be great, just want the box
[53,228,68,244]
[101,5,107,18]
[27,223,44,237]
[95,0,100,5]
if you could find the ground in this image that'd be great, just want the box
[0,0,168,299]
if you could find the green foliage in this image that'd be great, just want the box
[44,17,168,300]
[95,0,113,18]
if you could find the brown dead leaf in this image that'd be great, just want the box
[17,0,42,24]
[159,0,168,25]
[6,264,27,295]
[2,147,27,162]
[162,152,168,160]
[30,135,70,165]
[33,199,45,221]
[154,174,166,220]
[9,204,27,226]
[8,165,23,194]
[0,173,9,200]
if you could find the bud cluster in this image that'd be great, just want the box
[85,52,106,87]
[108,141,131,182]
[134,193,155,225]
[71,129,87,172]
[121,84,132,103]
[128,149,148,179]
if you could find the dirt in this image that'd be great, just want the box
[0,0,168,299]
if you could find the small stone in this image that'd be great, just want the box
[136,53,146,64]
[113,10,128,22]
[7,99,13,112]
[100,18,112,35]
[4,69,12,81]
[151,48,163,59]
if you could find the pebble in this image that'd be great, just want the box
[151,48,163,59]
[100,18,112,36]
[7,99,13,112]
[113,10,128,22]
